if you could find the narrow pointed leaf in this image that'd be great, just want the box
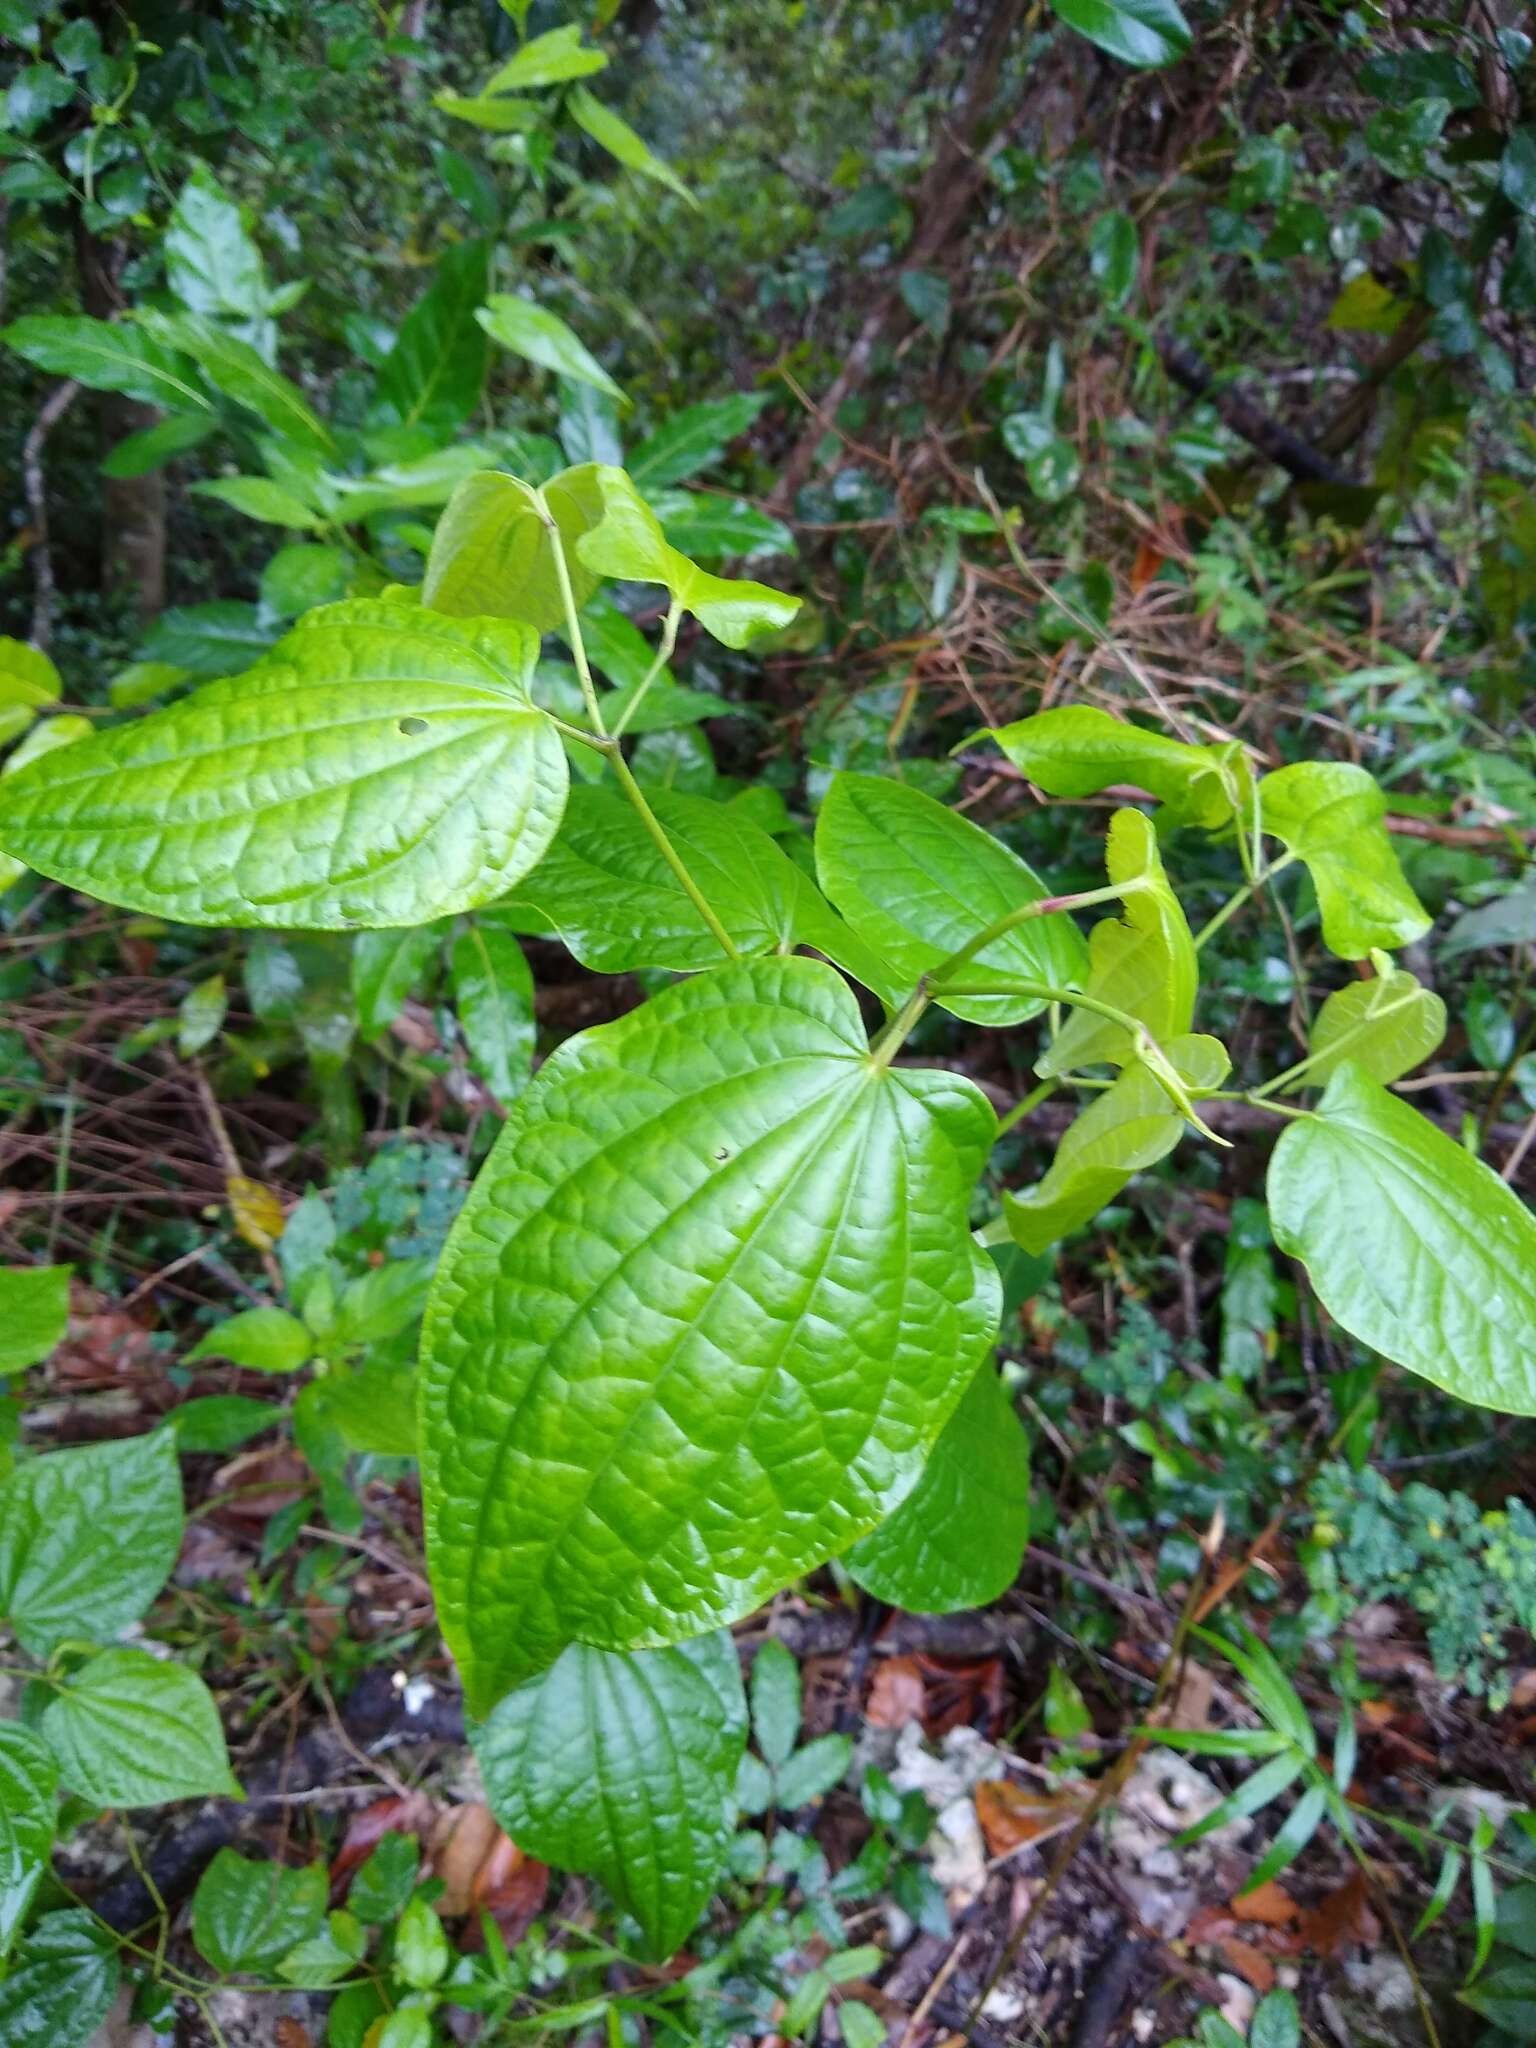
[423,466,606,631]
[568,86,694,204]
[0,603,568,930]
[140,312,331,451]
[845,1362,1030,1612]
[478,295,624,400]
[475,1633,745,1958]
[629,393,770,490]
[189,476,321,530]
[1006,1034,1228,1252]
[373,240,490,435]
[451,923,536,1103]
[982,705,1249,829]
[420,956,1000,1709]
[1241,1782,1328,1893]
[2,314,211,412]
[1259,761,1430,958]
[1038,808,1197,1074]
[1302,960,1446,1088]
[1049,0,1191,67]
[1269,1063,1536,1413]
[814,771,1088,1024]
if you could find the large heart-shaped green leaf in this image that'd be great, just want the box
[1269,1064,1536,1414]
[844,1363,1030,1613]
[422,467,606,631]
[0,1910,119,2048]
[982,705,1250,830]
[1258,762,1430,959]
[474,1633,745,1957]
[1038,808,1196,1074]
[813,772,1088,1024]
[1007,1034,1228,1251]
[0,603,568,930]
[191,1850,329,1976]
[0,1432,182,1656]
[420,956,1000,1710]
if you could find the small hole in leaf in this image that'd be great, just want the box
[714,1146,731,1163]
[398,716,428,736]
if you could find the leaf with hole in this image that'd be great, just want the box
[0,602,567,930]
[475,1632,745,1958]
[419,955,1000,1709]
[845,1362,1030,1612]
[814,772,1088,1024]
[1268,1063,1536,1414]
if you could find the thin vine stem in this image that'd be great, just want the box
[610,599,682,739]
[926,881,1129,988]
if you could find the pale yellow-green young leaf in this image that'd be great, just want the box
[0,639,61,747]
[576,468,799,649]
[485,23,607,90]
[423,467,607,631]
[1301,955,1446,1088]
[567,86,695,205]
[1257,760,1430,959]
[980,704,1254,830]
[477,295,625,401]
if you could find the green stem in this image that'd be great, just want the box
[1193,851,1297,951]
[869,979,933,1070]
[928,882,1129,989]
[543,500,607,734]
[610,600,682,740]
[995,1077,1056,1138]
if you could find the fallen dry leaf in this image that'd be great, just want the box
[431,1802,549,1941]
[1216,1936,1276,1993]
[332,1795,436,1898]
[1231,1878,1299,1928]
[974,1779,1086,1857]
[1292,1870,1379,1957]
[228,1174,285,1251]
[274,2022,310,2048]
[867,1656,926,1728]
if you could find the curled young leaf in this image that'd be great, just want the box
[814,772,1088,1024]
[420,955,1000,1710]
[0,603,568,930]
[1037,808,1197,1075]
[1269,1064,1536,1414]
[844,1361,1030,1613]
[423,466,606,632]
[1301,955,1446,1088]
[1007,1034,1229,1252]
[576,467,800,648]
[475,1633,744,1958]
[1258,761,1430,959]
[981,705,1252,830]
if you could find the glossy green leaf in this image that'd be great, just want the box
[1050,0,1191,67]
[420,955,1000,1709]
[42,1647,241,1805]
[140,312,332,451]
[0,603,568,930]
[0,1432,182,1655]
[2,314,210,411]
[1302,958,1446,1088]
[498,784,862,976]
[813,772,1088,1024]
[260,543,351,620]
[576,468,799,648]
[1258,761,1430,959]
[1269,1064,1536,1413]
[142,601,275,678]
[982,706,1250,830]
[568,86,694,204]
[751,1640,802,1765]
[434,90,542,131]
[845,1362,1030,1612]
[347,1834,420,1924]
[475,1632,745,1958]
[423,466,606,631]
[478,294,624,400]
[0,1724,55,1956]
[777,1732,853,1809]
[352,923,442,1041]
[187,1306,314,1373]
[4,716,90,781]
[276,1910,366,1989]
[657,493,793,561]
[1037,808,1198,1075]
[373,240,490,436]
[190,476,321,530]
[334,1257,434,1346]
[100,411,219,480]
[629,393,770,490]
[394,1896,449,1989]
[0,1264,70,1373]
[0,638,60,746]
[452,923,535,1103]
[296,1360,417,1457]
[165,168,271,338]
[192,1850,328,1975]
[167,1395,279,1453]
[1007,1035,1228,1252]
[486,22,607,88]
[0,1910,119,2048]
